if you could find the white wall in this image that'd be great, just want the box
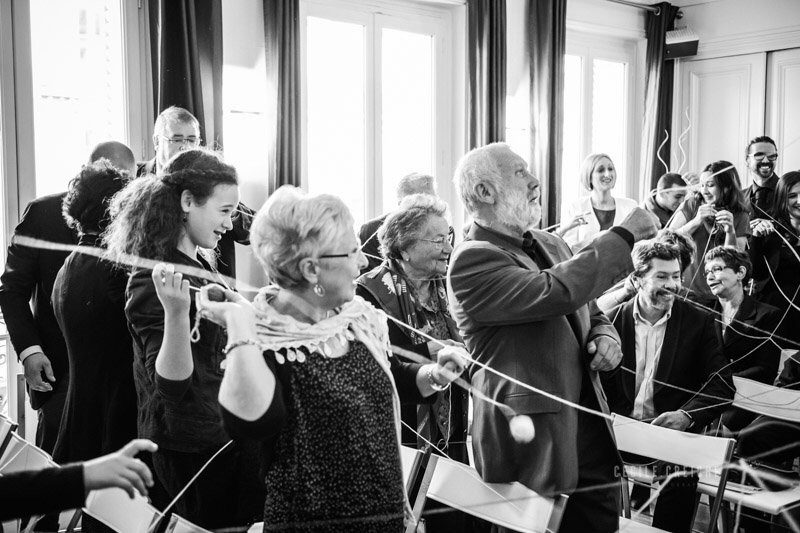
[680,0,800,59]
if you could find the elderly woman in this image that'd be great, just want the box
[52,160,134,465]
[196,186,466,532]
[356,194,468,461]
[705,246,782,432]
[558,153,638,251]
[668,160,750,306]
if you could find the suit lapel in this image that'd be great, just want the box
[620,302,637,404]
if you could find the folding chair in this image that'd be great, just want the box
[82,487,165,533]
[0,434,59,533]
[167,514,212,533]
[402,445,567,533]
[613,414,735,533]
[0,414,17,457]
[694,377,800,532]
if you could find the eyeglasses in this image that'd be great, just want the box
[704,265,733,276]
[418,227,456,247]
[319,248,360,260]
[751,153,778,162]
[160,135,201,147]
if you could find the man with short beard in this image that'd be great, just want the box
[601,241,732,533]
[447,142,658,532]
[743,136,779,231]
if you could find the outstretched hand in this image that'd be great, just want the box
[587,335,622,371]
[83,439,158,499]
[152,263,190,316]
[196,283,255,330]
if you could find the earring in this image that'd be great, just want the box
[313,283,325,297]
[182,213,188,222]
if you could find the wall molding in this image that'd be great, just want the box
[693,26,800,61]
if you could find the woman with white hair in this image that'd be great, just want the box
[558,153,638,251]
[196,186,466,532]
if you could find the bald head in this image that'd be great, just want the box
[88,141,135,176]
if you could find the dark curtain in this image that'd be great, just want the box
[264,0,301,192]
[641,2,680,190]
[527,0,566,228]
[148,0,223,148]
[467,0,506,149]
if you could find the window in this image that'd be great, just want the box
[301,0,460,228]
[562,32,639,209]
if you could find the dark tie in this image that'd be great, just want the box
[753,186,770,214]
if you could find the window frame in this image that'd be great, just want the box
[299,0,464,225]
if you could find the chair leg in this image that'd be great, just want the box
[621,477,632,519]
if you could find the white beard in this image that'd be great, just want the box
[495,186,541,233]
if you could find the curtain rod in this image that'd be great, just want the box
[605,0,662,15]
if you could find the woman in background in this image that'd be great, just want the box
[104,149,262,528]
[558,153,638,251]
[668,160,750,306]
[53,160,134,464]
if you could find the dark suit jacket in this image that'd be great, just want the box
[603,298,733,428]
[0,463,84,520]
[136,158,254,278]
[358,215,387,273]
[714,294,782,385]
[447,223,632,494]
[0,193,77,409]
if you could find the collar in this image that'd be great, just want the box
[472,221,527,249]
[752,174,779,191]
[633,296,672,327]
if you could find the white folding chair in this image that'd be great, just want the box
[401,445,566,533]
[0,414,17,458]
[167,514,213,533]
[693,376,800,531]
[613,414,735,533]
[82,487,164,533]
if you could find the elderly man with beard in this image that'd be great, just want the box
[447,142,658,532]
[601,241,732,533]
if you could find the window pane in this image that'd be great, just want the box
[591,58,627,192]
[562,54,583,208]
[29,0,126,196]
[381,28,433,212]
[306,17,366,226]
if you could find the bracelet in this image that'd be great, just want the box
[222,338,262,356]
[427,365,451,392]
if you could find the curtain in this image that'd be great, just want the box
[641,2,680,192]
[527,0,566,228]
[264,0,301,192]
[467,0,506,149]
[149,0,224,148]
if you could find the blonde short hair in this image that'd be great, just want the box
[579,153,613,192]
[250,186,354,288]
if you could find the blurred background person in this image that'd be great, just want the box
[642,173,688,229]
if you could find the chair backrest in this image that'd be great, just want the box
[613,414,735,471]
[168,514,213,533]
[401,445,566,533]
[733,376,800,423]
[0,414,17,457]
[83,488,164,533]
[0,433,56,473]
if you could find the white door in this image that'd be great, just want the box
[673,53,766,185]
[767,47,800,177]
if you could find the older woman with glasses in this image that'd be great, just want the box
[196,186,466,532]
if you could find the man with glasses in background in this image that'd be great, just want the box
[743,136,780,235]
[138,106,254,278]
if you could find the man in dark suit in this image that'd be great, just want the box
[447,142,658,532]
[137,106,253,279]
[743,136,780,236]
[0,142,135,453]
[358,172,439,272]
[602,241,733,532]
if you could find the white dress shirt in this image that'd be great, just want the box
[631,298,672,420]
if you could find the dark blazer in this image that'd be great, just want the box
[136,158,254,278]
[358,214,387,273]
[604,298,733,428]
[0,193,77,409]
[0,463,84,520]
[714,294,782,385]
[447,223,631,494]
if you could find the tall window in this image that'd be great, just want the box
[301,0,457,227]
[562,33,638,209]
[29,0,127,197]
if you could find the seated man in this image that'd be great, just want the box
[706,246,782,432]
[601,240,733,533]
[642,173,688,229]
